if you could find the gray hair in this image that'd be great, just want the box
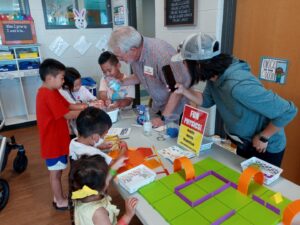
[108,26,142,53]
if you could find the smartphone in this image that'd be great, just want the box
[162,65,177,92]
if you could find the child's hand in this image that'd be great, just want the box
[124,197,138,219]
[118,141,128,155]
[108,103,118,110]
[98,141,113,150]
[105,99,112,107]
[89,100,105,109]
[118,140,128,149]
[111,155,128,171]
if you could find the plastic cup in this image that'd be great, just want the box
[165,114,180,138]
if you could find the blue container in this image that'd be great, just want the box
[166,127,179,138]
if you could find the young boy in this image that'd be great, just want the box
[69,107,113,164]
[36,59,84,210]
[98,51,135,109]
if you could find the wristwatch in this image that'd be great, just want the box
[161,115,166,122]
[259,135,269,143]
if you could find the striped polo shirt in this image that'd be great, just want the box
[131,37,190,113]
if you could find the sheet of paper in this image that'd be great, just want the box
[73,36,92,55]
[49,36,69,57]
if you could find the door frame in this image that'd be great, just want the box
[127,0,140,106]
[215,0,237,137]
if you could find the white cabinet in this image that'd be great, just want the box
[0,44,42,126]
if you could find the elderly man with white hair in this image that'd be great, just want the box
[108,26,190,127]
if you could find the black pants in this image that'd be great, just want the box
[232,139,285,167]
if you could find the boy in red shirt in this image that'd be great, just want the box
[36,59,84,210]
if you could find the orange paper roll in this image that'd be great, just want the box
[173,157,195,181]
[282,199,300,225]
[237,166,264,195]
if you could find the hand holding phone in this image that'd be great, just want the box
[162,65,177,92]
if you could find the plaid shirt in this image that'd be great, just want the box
[131,37,190,113]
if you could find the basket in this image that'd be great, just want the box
[106,108,119,123]
[240,157,283,185]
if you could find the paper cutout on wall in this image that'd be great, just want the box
[73,36,92,55]
[49,36,69,57]
[73,8,87,29]
[95,35,108,52]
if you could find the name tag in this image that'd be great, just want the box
[144,66,154,76]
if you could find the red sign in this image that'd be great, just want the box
[178,105,208,155]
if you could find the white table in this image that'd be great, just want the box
[113,116,300,225]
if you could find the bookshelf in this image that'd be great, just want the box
[0,44,42,126]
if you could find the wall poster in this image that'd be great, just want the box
[259,57,289,84]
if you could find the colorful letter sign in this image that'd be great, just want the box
[177,105,208,155]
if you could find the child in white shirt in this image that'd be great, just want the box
[60,67,103,107]
[69,107,126,162]
[98,51,135,109]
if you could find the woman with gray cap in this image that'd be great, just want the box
[171,33,297,167]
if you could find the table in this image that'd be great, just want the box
[113,116,300,225]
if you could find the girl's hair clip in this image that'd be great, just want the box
[71,185,98,199]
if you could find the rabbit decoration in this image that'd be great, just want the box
[73,8,87,29]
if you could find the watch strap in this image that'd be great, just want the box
[259,135,269,143]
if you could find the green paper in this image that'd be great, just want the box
[216,166,240,183]
[238,201,281,225]
[194,164,207,176]
[138,180,172,204]
[179,183,208,202]
[248,182,268,197]
[170,209,210,225]
[194,174,225,192]
[194,157,225,171]
[260,190,291,216]
[194,198,231,222]
[159,172,186,191]
[153,194,190,222]
[221,214,253,225]
[215,187,252,210]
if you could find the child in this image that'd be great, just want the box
[70,155,138,225]
[36,58,83,210]
[98,51,135,109]
[59,67,103,136]
[60,67,103,108]
[69,107,115,163]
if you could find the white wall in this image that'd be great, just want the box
[29,0,111,83]
[136,0,155,37]
[155,0,223,48]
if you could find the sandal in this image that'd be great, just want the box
[53,202,69,211]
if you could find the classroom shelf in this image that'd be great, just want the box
[5,115,29,126]
[27,114,37,121]
[0,44,42,126]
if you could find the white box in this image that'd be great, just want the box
[117,164,156,193]
[241,157,283,185]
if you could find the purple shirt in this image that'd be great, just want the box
[131,37,190,113]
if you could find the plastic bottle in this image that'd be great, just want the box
[143,107,152,136]
[107,79,121,92]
